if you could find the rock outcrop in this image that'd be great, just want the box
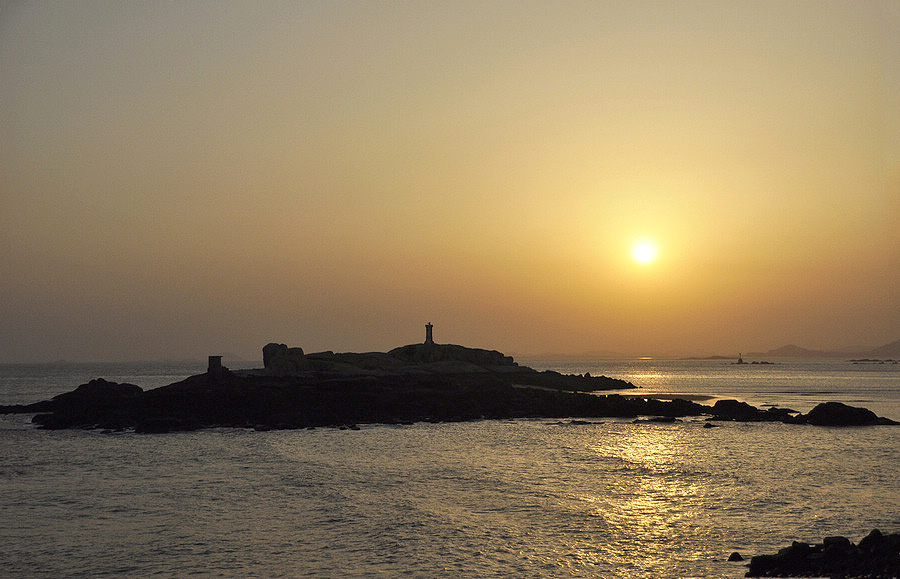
[795,401,898,426]
[52,378,143,403]
[709,399,796,422]
[708,399,899,426]
[388,343,515,367]
[262,343,310,376]
[746,529,900,577]
[30,378,143,430]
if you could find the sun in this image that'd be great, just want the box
[631,240,658,265]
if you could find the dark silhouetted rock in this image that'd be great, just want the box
[798,401,898,426]
[388,343,516,367]
[51,378,142,405]
[711,399,764,421]
[709,399,799,423]
[728,551,744,561]
[822,535,853,551]
[0,400,54,414]
[27,379,143,430]
[5,342,897,434]
[746,530,900,577]
[262,343,310,376]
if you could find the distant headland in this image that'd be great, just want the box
[744,337,900,359]
[2,325,896,433]
[508,337,900,362]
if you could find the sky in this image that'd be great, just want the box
[1,1,898,362]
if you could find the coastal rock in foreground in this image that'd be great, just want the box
[746,529,900,578]
[708,399,899,427]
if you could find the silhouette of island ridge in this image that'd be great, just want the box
[2,326,897,433]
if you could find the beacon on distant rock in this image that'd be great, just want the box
[425,322,434,345]
[208,355,225,380]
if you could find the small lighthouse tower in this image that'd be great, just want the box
[207,355,225,380]
[424,322,434,345]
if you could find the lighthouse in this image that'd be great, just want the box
[425,322,434,345]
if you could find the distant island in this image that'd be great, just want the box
[678,337,900,362]
[513,337,900,362]
[2,326,897,433]
[746,337,900,359]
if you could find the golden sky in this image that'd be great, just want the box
[1,1,898,361]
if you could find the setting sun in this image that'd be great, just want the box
[631,240,659,265]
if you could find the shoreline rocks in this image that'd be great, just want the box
[746,529,900,578]
[708,399,797,422]
[794,401,896,426]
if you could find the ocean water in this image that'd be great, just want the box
[1,359,898,578]
[524,357,900,421]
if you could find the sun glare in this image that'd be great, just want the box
[631,240,658,265]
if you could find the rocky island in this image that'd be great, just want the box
[2,329,897,433]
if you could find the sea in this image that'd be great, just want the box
[1,358,898,578]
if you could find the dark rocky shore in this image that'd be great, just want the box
[745,529,900,578]
[1,342,897,433]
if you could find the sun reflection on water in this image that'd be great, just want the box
[573,424,722,576]
[3,417,896,578]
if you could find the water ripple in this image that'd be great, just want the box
[0,419,897,577]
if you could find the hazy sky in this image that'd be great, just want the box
[2,1,898,362]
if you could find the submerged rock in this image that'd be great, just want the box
[632,416,680,424]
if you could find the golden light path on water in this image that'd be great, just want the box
[3,413,898,578]
[574,425,718,576]
[262,418,746,577]
[2,361,899,577]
